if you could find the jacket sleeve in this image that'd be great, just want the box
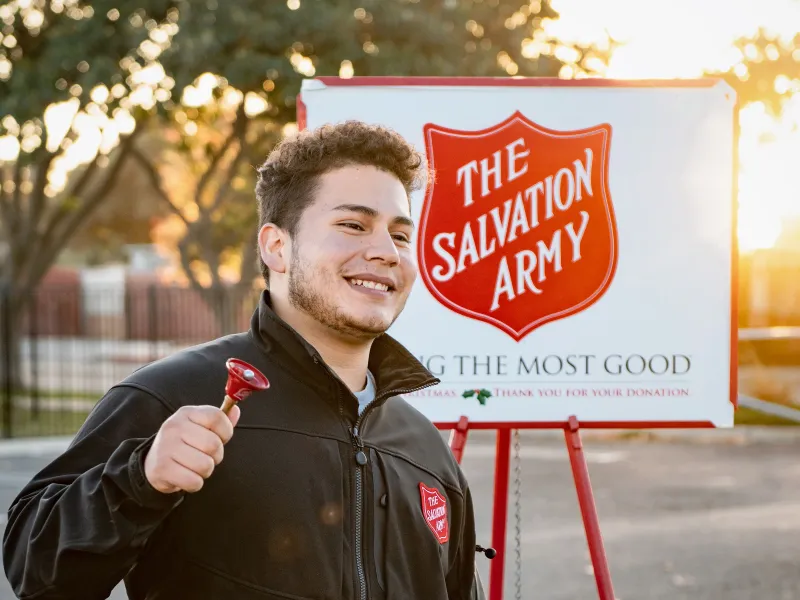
[446,481,480,600]
[2,384,185,600]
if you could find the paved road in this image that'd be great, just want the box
[2,431,800,599]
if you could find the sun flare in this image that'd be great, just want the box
[548,0,800,253]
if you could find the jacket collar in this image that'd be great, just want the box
[249,290,440,407]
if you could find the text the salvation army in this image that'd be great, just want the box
[429,137,595,312]
[425,494,446,522]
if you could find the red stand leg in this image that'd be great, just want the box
[448,415,470,464]
[488,428,512,600]
[564,416,616,600]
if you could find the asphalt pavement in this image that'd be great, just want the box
[2,430,800,599]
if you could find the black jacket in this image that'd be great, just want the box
[3,292,480,600]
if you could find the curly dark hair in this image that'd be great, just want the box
[255,120,429,286]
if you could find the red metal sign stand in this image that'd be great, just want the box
[447,416,616,600]
[448,415,470,463]
[564,416,616,600]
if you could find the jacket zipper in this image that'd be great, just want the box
[347,381,439,600]
[315,354,439,600]
[350,424,368,600]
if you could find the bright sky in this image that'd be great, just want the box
[547,0,800,251]
[548,0,800,76]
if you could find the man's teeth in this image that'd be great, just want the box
[350,278,390,292]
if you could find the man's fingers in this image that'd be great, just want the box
[168,461,206,493]
[185,406,235,443]
[172,444,216,480]
[146,404,242,495]
[181,425,225,465]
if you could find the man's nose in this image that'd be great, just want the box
[365,230,400,265]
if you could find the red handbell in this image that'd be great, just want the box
[220,358,269,415]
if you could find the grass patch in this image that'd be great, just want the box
[4,408,90,438]
[734,406,799,426]
[11,388,99,401]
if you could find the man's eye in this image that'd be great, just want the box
[393,233,411,243]
[340,222,365,231]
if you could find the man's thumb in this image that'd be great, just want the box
[226,404,241,429]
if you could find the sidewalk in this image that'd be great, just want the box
[2,426,800,458]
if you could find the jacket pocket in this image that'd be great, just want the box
[375,452,455,600]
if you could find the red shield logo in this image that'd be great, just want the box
[419,483,449,544]
[419,111,618,341]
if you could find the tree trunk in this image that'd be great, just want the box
[204,284,251,337]
[1,286,23,437]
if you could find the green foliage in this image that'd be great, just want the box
[2,0,608,301]
[0,1,176,130]
[157,0,598,125]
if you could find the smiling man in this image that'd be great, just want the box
[3,121,483,600]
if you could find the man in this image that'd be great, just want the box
[3,121,484,599]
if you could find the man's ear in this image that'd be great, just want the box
[259,223,288,275]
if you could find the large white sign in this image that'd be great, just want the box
[299,77,737,428]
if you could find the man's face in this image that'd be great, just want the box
[284,164,417,340]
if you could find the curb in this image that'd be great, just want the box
[0,436,74,457]
[558,426,800,445]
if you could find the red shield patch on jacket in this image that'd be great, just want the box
[419,483,449,544]
[419,111,618,341]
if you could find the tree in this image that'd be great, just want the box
[0,1,177,394]
[706,28,800,115]
[130,99,279,334]
[62,155,175,266]
[131,0,612,331]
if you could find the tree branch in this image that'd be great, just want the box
[195,102,247,209]
[209,143,246,215]
[238,235,260,288]
[0,165,13,244]
[24,151,56,241]
[34,152,103,254]
[130,147,190,226]
[28,106,86,234]
[196,224,222,288]
[50,136,138,251]
[2,160,32,284]
[178,237,207,295]
[19,130,140,294]
[9,158,22,233]
[62,153,100,202]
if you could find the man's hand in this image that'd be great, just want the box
[144,405,241,494]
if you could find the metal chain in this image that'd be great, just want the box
[513,428,523,600]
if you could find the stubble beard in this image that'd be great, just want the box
[287,249,396,341]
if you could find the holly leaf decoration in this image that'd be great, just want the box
[463,388,492,405]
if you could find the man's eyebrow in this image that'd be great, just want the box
[332,204,415,228]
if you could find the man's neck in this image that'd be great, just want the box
[271,295,372,393]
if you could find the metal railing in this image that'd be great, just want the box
[1,283,261,438]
